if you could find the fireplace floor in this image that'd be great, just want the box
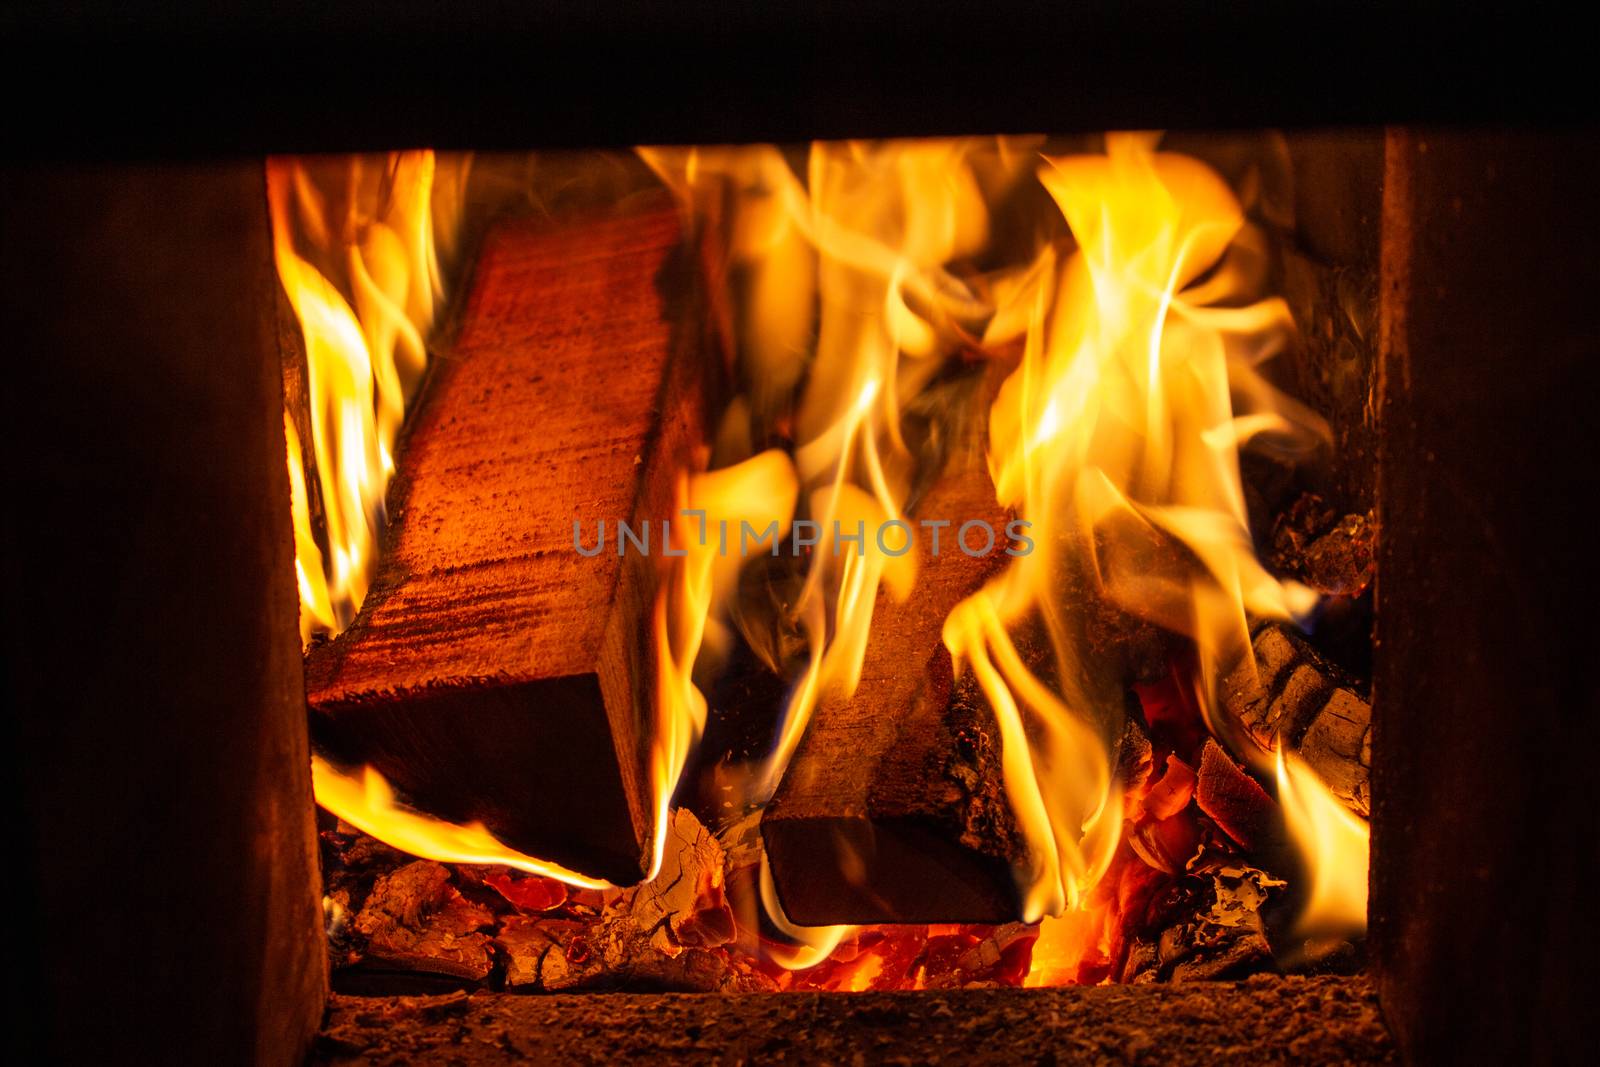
[314,974,1391,1064]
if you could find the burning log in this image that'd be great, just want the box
[306,200,709,883]
[761,392,1026,925]
[1219,624,1372,817]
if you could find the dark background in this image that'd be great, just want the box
[2,1,1594,160]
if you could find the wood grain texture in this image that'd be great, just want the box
[762,368,1026,924]
[308,199,708,884]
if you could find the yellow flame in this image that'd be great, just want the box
[945,133,1327,923]
[287,138,1368,948]
[652,450,799,879]
[1276,747,1369,935]
[648,135,1362,955]
[311,756,612,889]
[644,139,1027,956]
[270,152,462,641]
[647,140,1025,797]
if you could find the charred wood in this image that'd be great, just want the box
[341,861,497,990]
[1120,861,1284,985]
[1219,624,1371,817]
[1194,739,1281,853]
[326,810,763,995]
[493,809,760,994]
[1269,493,1375,598]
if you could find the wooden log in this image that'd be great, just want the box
[761,371,1027,925]
[307,199,709,885]
[495,809,744,994]
[1218,623,1371,817]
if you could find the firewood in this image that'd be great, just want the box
[326,811,762,995]
[1297,689,1372,815]
[533,919,733,993]
[761,379,1027,925]
[493,809,744,993]
[306,199,709,884]
[499,812,742,998]
[630,809,739,952]
[1219,624,1371,817]
[496,915,573,991]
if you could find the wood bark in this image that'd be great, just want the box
[306,199,709,884]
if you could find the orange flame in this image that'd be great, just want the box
[270,152,464,641]
[282,139,1370,950]
[1277,747,1369,935]
[310,756,612,889]
[944,135,1325,926]
[650,134,1368,962]
[652,450,799,879]
[645,139,1030,957]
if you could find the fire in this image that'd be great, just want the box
[944,132,1327,927]
[644,141,1011,803]
[644,139,1029,957]
[648,134,1370,970]
[269,152,464,641]
[273,153,564,876]
[310,756,612,889]
[652,450,799,879]
[1277,748,1370,934]
[281,136,1371,972]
